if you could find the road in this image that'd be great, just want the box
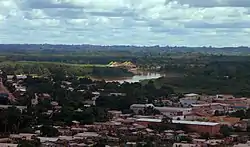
[0,78,16,102]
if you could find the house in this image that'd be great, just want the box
[184,93,200,98]
[214,97,250,110]
[233,141,250,147]
[130,104,192,117]
[108,110,122,119]
[0,143,18,147]
[172,120,220,136]
[38,137,59,144]
[7,75,14,81]
[234,120,248,131]
[13,85,26,97]
[173,143,201,147]
[0,105,27,112]
[108,93,126,96]
[135,118,162,127]
[35,93,51,101]
[155,107,192,118]
[184,112,209,121]
[192,139,207,146]
[216,94,234,99]
[83,95,100,106]
[16,75,27,80]
[207,116,241,127]
[74,132,100,138]
[191,103,230,115]
[206,139,224,146]
[180,97,198,107]
[92,92,100,96]
[10,133,38,141]
[130,104,154,114]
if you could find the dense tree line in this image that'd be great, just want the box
[0,62,133,77]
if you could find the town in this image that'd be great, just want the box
[0,70,250,147]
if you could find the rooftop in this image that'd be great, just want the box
[74,132,99,137]
[136,118,162,123]
[184,93,199,97]
[155,107,192,112]
[0,105,27,110]
[172,120,219,126]
[0,143,18,147]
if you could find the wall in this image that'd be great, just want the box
[186,124,220,136]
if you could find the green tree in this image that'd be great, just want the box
[40,125,59,137]
[220,125,232,137]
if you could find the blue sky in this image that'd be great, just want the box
[0,0,250,46]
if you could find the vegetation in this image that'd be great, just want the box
[1,44,250,145]
[1,45,250,95]
[0,61,133,78]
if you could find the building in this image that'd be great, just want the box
[233,141,250,147]
[0,105,27,112]
[184,112,209,121]
[173,143,201,147]
[207,116,241,127]
[155,107,192,118]
[172,120,220,135]
[130,104,154,114]
[135,118,162,127]
[130,104,192,118]
[16,75,27,80]
[191,103,231,115]
[10,133,38,141]
[108,110,122,119]
[184,93,200,98]
[214,96,250,110]
[180,97,198,107]
[0,143,18,147]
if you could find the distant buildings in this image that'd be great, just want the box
[130,104,192,119]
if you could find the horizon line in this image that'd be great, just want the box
[0,43,249,48]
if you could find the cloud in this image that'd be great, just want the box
[0,0,250,46]
[166,0,250,7]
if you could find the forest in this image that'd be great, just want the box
[1,44,250,96]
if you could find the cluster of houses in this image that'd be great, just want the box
[0,108,249,147]
[1,73,250,146]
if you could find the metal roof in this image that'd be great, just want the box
[136,118,162,123]
[172,120,219,126]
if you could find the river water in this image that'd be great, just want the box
[100,72,163,83]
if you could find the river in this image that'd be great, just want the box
[95,72,163,83]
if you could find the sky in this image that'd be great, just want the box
[0,0,250,46]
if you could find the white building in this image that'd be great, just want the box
[16,75,27,80]
[130,104,192,118]
[130,104,154,114]
[180,97,198,107]
[155,107,192,118]
[173,143,201,147]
